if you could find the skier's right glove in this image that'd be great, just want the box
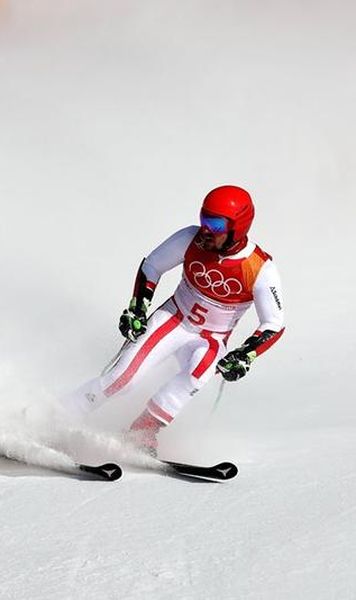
[119,298,148,343]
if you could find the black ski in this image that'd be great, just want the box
[78,462,123,481]
[160,460,238,482]
[0,452,123,482]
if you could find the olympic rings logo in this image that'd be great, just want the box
[188,261,243,298]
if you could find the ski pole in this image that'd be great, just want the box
[211,377,226,414]
[101,339,130,376]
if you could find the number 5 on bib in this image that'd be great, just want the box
[188,303,208,326]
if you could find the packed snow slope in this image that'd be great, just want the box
[0,1,355,599]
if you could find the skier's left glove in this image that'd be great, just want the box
[217,329,285,381]
[217,347,257,382]
[119,298,149,343]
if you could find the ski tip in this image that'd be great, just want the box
[79,462,123,481]
[214,462,238,480]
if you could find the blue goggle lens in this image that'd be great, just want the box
[200,214,229,233]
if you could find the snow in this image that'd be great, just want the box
[0,1,356,598]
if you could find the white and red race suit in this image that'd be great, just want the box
[63,227,285,424]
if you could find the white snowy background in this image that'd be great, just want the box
[0,1,355,599]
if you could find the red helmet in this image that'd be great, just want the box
[201,185,255,241]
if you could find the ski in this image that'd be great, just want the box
[78,462,123,481]
[0,452,123,482]
[159,460,238,482]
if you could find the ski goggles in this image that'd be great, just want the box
[200,213,230,234]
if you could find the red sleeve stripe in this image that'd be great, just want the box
[133,276,141,296]
[146,281,157,291]
[192,331,220,379]
[255,327,285,356]
[103,309,183,397]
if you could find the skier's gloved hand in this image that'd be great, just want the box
[119,298,149,342]
[217,347,257,382]
[119,309,146,342]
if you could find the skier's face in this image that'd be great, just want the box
[199,212,230,250]
[200,229,229,251]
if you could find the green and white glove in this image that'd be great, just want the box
[217,347,257,382]
[119,298,150,343]
[217,329,283,382]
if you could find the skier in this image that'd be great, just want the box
[62,185,285,456]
